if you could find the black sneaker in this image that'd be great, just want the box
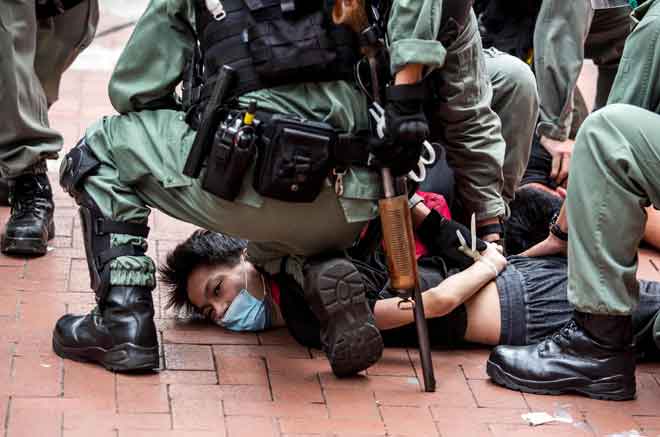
[303,257,383,377]
[1,173,55,256]
[487,312,636,401]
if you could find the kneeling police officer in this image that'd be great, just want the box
[53,0,502,375]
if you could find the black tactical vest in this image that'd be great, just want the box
[195,0,360,100]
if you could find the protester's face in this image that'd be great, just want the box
[187,257,264,323]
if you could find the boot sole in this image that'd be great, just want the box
[304,258,383,377]
[486,359,636,401]
[53,332,159,373]
[1,221,55,256]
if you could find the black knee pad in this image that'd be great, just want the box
[60,138,101,204]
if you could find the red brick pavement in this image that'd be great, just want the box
[1,8,660,437]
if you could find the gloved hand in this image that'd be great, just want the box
[416,209,487,271]
[369,82,428,176]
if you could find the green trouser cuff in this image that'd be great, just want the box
[108,234,156,289]
[10,160,49,178]
[390,39,446,75]
[536,121,570,142]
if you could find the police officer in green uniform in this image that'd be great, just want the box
[51,0,530,375]
[533,0,632,186]
[0,0,99,255]
[487,0,660,400]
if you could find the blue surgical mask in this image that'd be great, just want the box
[217,256,271,332]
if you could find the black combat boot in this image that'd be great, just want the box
[633,309,660,362]
[487,311,636,400]
[303,256,383,377]
[51,200,158,372]
[0,177,10,206]
[1,173,55,256]
[53,285,159,371]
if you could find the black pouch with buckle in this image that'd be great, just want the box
[253,115,335,203]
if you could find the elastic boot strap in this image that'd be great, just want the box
[574,310,633,348]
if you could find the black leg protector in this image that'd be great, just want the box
[59,138,151,301]
[78,200,150,303]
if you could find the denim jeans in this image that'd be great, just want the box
[497,255,660,345]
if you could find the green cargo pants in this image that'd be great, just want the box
[485,47,538,204]
[608,0,660,114]
[0,0,98,178]
[567,104,660,315]
[81,110,377,288]
[534,0,632,141]
[428,11,537,221]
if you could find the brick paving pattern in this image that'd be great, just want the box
[2,4,660,436]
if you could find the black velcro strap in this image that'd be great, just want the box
[386,81,429,102]
[476,223,503,238]
[96,245,146,268]
[94,218,150,238]
[333,134,371,168]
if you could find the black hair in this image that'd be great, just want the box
[159,230,247,315]
[505,185,563,255]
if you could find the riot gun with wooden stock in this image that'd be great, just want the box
[333,0,436,392]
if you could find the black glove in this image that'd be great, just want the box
[370,83,428,176]
[417,209,487,271]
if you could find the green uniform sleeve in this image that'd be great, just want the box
[108,0,196,113]
[608,0,660,113]
[388,0,446,75]
[534,0,593,141]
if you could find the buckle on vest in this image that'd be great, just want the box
[205,0,226,21]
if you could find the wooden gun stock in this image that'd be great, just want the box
[333,0,436,393]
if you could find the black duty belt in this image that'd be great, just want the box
[223,108,373,169]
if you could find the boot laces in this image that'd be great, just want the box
[554,320,578,341]
[10,176,52,218]
[541,320,579,351]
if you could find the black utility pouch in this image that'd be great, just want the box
[202,117,257,201]
[253,115,334,203]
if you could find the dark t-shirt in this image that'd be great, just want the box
[276,253,469,350]
[279,255,660,351]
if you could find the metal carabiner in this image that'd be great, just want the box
[332,168,347,196]
[408,141,437,183]
[205,0,227,21]
[368,102,387,140]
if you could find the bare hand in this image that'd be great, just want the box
[521,233,567,257]
[540,136,575,186]
[478,242,508,276]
